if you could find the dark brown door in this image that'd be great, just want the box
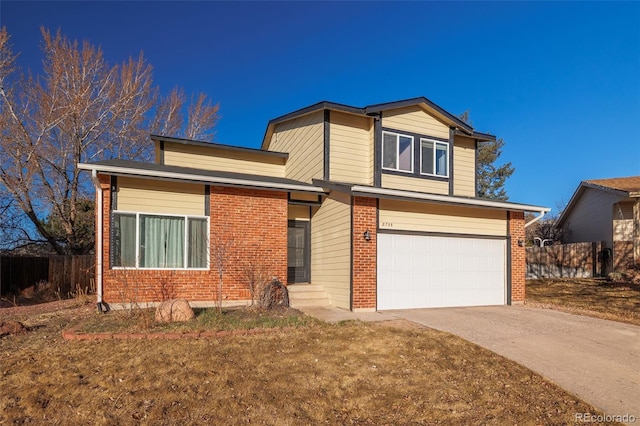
[288,220,310,283]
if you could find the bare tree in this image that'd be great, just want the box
[149,88,220,141]
[210,225,234,312]
[0,27,219,254]
[240,243,272,306]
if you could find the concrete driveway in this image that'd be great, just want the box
[384,305,640,420]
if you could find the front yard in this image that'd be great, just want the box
[0,299,615,425]
[526,278,640,326]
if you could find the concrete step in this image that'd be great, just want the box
[290,298,331,307]
[288,284,330,308]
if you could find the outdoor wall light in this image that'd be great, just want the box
[363,230,371,241]
[518,239,524,247]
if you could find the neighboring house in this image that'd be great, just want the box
[557,177,640,273]
[79,97,548,312]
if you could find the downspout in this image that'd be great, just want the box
[524,208,550,228]
[90,170,104,312]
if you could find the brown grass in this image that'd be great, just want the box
[0,301,617,425]
[76,306,320,334]
[526,278,640,326]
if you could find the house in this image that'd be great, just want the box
[557,177,640,273]
[79,97,549,312]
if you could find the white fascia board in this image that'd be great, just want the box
[351,185,550,213]
[78,163,325,194]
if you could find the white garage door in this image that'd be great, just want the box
[377,233,506,310]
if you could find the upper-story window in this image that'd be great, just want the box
[420,138,449,177]
[382,131,413,173]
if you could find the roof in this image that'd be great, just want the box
[556,176,640,227]
[78,159,323,193]
[312,179,549,214]
[151,134,288,159]
[261,97,496,149]
[584,176,640,194]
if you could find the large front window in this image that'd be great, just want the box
[382,131,413,173]
[420,138,449,177]
[113,212,208,269]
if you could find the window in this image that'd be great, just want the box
[112,211,208,269]
[382,131,413,173]
[421,138,449,177]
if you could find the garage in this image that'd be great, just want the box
[377,233,506,310]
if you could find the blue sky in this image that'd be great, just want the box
[1,1,638,213]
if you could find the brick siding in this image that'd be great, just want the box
[97,176,287,305]
[509,211,526,303]
[351,196,377,310]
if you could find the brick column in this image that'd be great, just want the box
[352,196,377,311]
[509,211,526,303]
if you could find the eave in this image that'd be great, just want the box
[79,160,324,194]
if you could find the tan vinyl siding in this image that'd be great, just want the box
[288,205,311,221]
[382,105,449,139]
[329,111,373,185]
[453,135,476,197]
[311,192,351,309]
[381,173,449,195]
[163,142,285,178]
[117,177,205,216]
[269,111,324,183]
[379,199,507,236]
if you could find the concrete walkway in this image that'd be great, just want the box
[299,304,640,420]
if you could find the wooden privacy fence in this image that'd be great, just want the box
[526,241,605,279]
[0,255,95,297]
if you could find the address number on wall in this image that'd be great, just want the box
[381,222,393,228]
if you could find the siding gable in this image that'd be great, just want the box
[269,111,324,183]
[382,105,450,140]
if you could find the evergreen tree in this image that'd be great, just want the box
[459,111,514,201]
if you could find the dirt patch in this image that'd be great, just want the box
[526,278,640,326]
[0,303,616,425]
[0,320,28,337]
[373,318,426,330]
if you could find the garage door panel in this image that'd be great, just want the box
[377,233,506,310]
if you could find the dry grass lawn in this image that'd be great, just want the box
[0,299,616,425]
[526,278,640,326]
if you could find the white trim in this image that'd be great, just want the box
[351,185,550,213]
[420,138,449,178]
[90,170,103,305]
[78,163,324,194]
[112,210,210,270]
[381,131,414,173]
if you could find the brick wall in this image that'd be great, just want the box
[98,176,287,305]
[509,211,526,303]
[352,196,377,311]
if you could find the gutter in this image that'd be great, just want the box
[351,185,550,213]
[524,210,547,228]
[78,163,325,194]
[89,170,104,312]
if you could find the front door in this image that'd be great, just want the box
[288,220,310,283]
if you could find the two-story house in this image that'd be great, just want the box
[80,97,549,312]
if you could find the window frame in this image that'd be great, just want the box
[382,131,414,174]
[420,137,450,178]
[111,210,210,270]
